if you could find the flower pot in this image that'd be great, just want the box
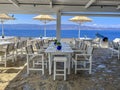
[57,46,62,50]
[2,35,4,38]
[54,42,57,45]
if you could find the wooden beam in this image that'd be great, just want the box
[8,0,20,7]
[85,0,96,8]
[0,4,119,14]
[116,5,120,9]
[49,0,53,8]
[62,12,120,17]
[56,10,61,41]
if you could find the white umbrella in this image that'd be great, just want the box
[0,13,15,38]
[33,15,56,37]
[69,16,92,38]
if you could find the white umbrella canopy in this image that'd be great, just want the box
[69,16,92,38]
[33,15,56,37]
[0,13,15,38]
[0,13,15,20]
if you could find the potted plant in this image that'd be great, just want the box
[2,34,4,38]
[56,42,62,50]
[54,39,58,45]
[40,35,42,39]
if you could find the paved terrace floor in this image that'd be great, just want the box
[0,48,120,90]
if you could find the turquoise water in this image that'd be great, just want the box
[0,29,120,41]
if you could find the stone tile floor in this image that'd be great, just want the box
[0,48,120,90]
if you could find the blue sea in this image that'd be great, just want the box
[0,29,120,41]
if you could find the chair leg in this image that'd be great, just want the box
[4,55,7,67]
[72,60,73,69]
[111,50,113,57]
[12,52,15,62]
[33,61,35,68]
[46,61,48,69]
[75,61,77,74]
[118,52,119,59]
[64,61,66,80]
[83,61,86,68]
[5,59,7,67]
[27,55,29,74]
[54,61,56,80]
[89,60,92,74]
[42,60,44,75]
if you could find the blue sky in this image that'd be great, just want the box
[6,14,120,27]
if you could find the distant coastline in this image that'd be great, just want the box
[0,24,120,30]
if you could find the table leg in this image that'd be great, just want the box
[48,53,52,75]
[68,54,71,74]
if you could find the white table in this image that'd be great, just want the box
[78,37,93,46]
[0,41,13,51]
[0,41,12,46]
[45,42,73,75]
[33,37,56,40]
[0,36,15,41]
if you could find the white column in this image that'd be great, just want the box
[56,10,61,41]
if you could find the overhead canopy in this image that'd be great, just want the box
[0,0,119,16]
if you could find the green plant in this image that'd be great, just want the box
[56,42,61,46]
[54,39,58,45]
[54,39,57,42]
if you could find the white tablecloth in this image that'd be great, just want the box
[0,41,12,46]
[0,36,15,40]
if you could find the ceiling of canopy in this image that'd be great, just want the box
[0,0,119,16]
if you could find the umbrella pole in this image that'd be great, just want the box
[44,21,47,37]
[1,21,4,38]
[78,23,81,38]
[44,21,46,37]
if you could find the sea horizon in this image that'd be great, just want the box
[0,29,120,41]
[0,24,120,30]
[0,24,120,41]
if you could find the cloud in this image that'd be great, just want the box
[85,23,120,28]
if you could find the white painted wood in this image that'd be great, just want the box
[117,5,120,9]
[53,56,67,80]
[85,0,96,8]
[56,10,61,41]
[0,0,120,14]
[49,0,53,8]
[8,0,20,7]
[45,42,73,75]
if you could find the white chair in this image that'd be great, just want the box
[15,40,27,55]
[108,41,120,59]
[35,42,48,68]
[21,40,27,54]
[72,46,94,74]
[35,42,45,53]
[73,43,88,58]
[15,41,23,55]
[0,43,15,67]
[53,55,67,80]
[26,45,45,75]
[92,37,101,47]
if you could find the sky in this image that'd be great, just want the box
[6,14,120,27]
